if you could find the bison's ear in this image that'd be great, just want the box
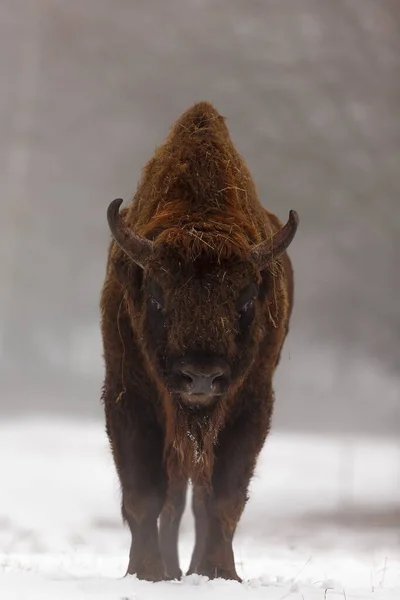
[107,199,153,269]
[250,210,299,269]
[111,253,143,300]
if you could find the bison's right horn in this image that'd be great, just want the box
[250,210,299,268]
[107,198,153,269]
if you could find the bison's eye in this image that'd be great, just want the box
[148,296,163,312]
[237,282,257,331]
[146,279,164,312]
[239,298,255,314]
[237,282,258,314]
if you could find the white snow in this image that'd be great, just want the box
[0,418,399,599]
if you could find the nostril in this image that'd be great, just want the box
[180,371,194,385]
[179,369,196,383]
[174,361,231,396]
[210,370,224,385]
[180,369,214,395]
[179,370,195,392]
[211,373,228,394]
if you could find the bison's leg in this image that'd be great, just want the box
[159,478,187,580]
[190,407,270,582]
[106,406,167,582]
[187,483,208,575]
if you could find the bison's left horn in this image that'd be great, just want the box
[107,198,153,269]
[250,210,299,268]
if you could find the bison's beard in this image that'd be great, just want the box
[163,392,228,484]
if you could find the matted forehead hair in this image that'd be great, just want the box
[149,219,258,266]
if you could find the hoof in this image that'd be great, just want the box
[126,560,166,582]
[188,563,242,582]
[165,567,182,581]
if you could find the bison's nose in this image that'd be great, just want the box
[176,361,230,396]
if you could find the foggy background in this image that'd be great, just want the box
[0,0,399,438]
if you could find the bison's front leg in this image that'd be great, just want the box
[106,403,167,582]
[189,404,270,582]
[159,478,187,580]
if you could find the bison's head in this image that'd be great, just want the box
[108,199,298,409]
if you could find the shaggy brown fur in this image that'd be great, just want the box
[100,102,298,582]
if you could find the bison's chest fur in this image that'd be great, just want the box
[164,401,223,484]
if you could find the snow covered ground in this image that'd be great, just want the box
[0,418,399,599]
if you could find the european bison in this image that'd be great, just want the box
[100,102,299,582]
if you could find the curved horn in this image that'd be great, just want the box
[250,210,299,268]
[107,198,153,269]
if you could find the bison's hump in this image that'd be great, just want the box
[170,101,229,139]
